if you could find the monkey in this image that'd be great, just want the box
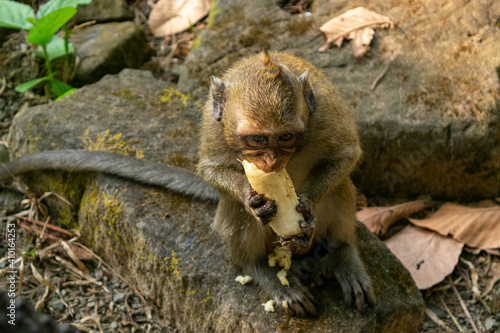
[0,51,375,317]
[198,51,374,316]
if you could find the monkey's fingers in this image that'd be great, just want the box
[248,193,265,208]
[253,199,277,225]
[279,232,315,255]
[299,219,315,238]
[296,197,314,223]
[276,276,316,317]
[335,268,375,313]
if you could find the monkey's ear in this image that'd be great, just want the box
[299,70,316,113]
[210,76,226,121]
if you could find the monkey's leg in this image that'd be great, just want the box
[310,240,375,312]
[214,196,315,316]
[303,181,375,312]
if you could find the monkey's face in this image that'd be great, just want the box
[237,132,302,173]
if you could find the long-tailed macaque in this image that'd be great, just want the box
[198,51,374,315]
[0,51,374,316]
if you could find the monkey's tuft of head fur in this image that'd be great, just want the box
[211,51,315,151]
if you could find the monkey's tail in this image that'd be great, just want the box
[0,150,220,203]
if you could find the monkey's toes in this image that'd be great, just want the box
[276,279,316,317]
[337,271,376,312]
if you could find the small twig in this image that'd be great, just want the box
[57,286,74,316]
[438,293,464,332]
[52,255,108,292]
[18,257,24,297]
[481,262,500,298]
[479,299,491,314]
[430,276,463,292]
[37,216,51,247]
[70,323,92,332]
[371,58,392,90]
[450,278,479,333]
[73,20,96,32]
[424,307,452,331]
[92,294,104,333]
[483,252,492,276]
[39,191,73,207]
[460,258,481,301]
[35,286,51,311]
[124,291,142,330]
[0,76,6,96]
[62,280,95,288]
[37,241,63,259]
[0,257,21,278]
[30,263,56,291]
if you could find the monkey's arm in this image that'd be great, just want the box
[299,144,361,204]
[197,159,247,201]
[198,158,278,224]
[0,150,220,203]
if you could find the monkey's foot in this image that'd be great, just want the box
[274,275,316,317]
[311,243,376,312]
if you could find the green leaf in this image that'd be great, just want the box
[15,73,56,93]
[55,87,78,100]
[37,0,92,19]
[50,79,74,97]
[32,35,73,61]
[0,0,35,30]
[27,7,77,46]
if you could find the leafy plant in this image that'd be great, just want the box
[0,0,92,99]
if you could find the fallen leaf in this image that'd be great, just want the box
[385,225,464,290]
[410,203,500,249]
[318,7,393,54]
[148,0,211,37]
[349,26,375,58]
[357,200,430,236]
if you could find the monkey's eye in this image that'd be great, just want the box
[278,133,294,142]
[248,135,269,145]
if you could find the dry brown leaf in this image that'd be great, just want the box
[318,7,393,54]
[385,225,464,289]
[348,26,375,58]
[409,203,500,249]
[357,200,430,236]
[148,0,211,37]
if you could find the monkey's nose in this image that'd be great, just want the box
[262,155,283,173]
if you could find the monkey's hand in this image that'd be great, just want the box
[244,183,277,226]
[280,196,316,254]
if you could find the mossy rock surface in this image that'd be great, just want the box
[9,69,423,332]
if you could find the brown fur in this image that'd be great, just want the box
[198,52,375,316]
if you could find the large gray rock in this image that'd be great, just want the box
[71,22,151,86]
[73,0,134,23]
[9,69,424,332]
[178,0,500,201]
